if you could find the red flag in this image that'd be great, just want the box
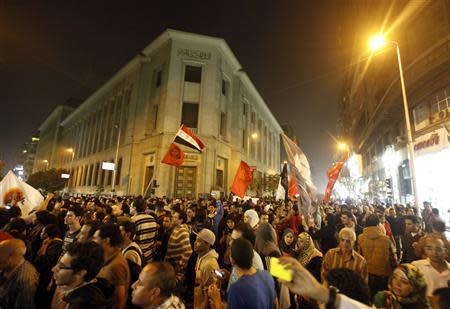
[293,136,299,146]
[231,161,253,198]
[161,143,185,166]
[323,155,347,204]
[174,124,205,152]
[288,169,299,200]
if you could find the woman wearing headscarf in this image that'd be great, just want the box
[293,232,323,281]
[279,228,296,256]
[243,209,259,229]
[374,264,432,309]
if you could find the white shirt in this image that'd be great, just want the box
[412,258,450,296]
[339,294,371,309]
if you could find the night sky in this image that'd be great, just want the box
[0,1,351,191]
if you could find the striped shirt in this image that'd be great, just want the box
[164,224,192,280]
[321,248,368,283]
[132,213,157,263]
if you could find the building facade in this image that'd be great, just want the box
[34,30,282,198]
[338,1,450,217]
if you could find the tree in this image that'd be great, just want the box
[27,168,68,192]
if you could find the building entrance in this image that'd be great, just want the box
[174,166,196,198]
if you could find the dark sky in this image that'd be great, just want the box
[0,1,351,191]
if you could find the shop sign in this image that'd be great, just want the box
[414,127,450,155]
[414,133,440,151]
[177,48,211,60]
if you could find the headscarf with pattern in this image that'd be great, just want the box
[295,232,322,267]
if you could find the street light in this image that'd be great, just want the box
[369,34,419,211]
[337,142,348,152]
[251,132,258,139]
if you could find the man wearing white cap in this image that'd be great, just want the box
[194,228,220,309]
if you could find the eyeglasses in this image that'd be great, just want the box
[55,262,73,270]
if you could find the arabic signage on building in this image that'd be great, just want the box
[413,126,450,156]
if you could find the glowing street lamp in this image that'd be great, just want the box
[368,33,419,210]
[337,142,349,152]
[251,132,258,139]
[43,159,49,171]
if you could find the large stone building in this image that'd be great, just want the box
[34,29,283,198]
[338,1,450,217]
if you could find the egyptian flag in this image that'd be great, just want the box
[323,155,347,205]
[276,162,289,201]
[161,143,185,166]
[174,124,205,152]
[230,161,253,198]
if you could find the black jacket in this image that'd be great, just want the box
[63,278,115,309]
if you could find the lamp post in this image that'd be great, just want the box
[43,160,49,171]
[369,34,419,211]
[111,125,121,194]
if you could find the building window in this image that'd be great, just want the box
[251,111,255,124]
[155,70,162,87]
[242,129,247,149]
[243,103,247,116]
[181,102,199,128]
[184,65,202,83]
[216,169,224,188]
[220,112,226,137]
[222,80,228,96]
[153,105,158,129]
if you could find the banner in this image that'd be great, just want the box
[281,133,315,218]
[0,171,44,215]
[323,155,348,205]
[230,161,253,198]
[161,143,185,166]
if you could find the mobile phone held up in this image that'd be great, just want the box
[269,257,293,282]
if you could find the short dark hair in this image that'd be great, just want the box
[326,268,371,305]
[147,262,177,297]
[36,210,57,225]
[231,237,253,270]
[433,287,450,308]
[365,214,380,227]
[119,221,137,238]
[432,220,446,233]
[66,241,104,281]
[341,211,354,221]
[133,198,146,213]
[8,205,22,218]
[405,215,420,225]
[234,223,256,246]
[83,220,101,239]
[173,209,187,224]
[44,224,61,238]
[98,224,122,247]
[69,205,83,218]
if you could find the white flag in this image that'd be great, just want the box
[0,171,44,215]
[275,178,286,201]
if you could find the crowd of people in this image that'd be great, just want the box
[0,193,449,309]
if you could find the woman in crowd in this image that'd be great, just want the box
[293,232,322,281]
[243,209,259,230]
[373,264,432,309]
[279,228,296,256]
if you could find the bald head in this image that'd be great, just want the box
[0,239,26,270]
[0,239,26,256]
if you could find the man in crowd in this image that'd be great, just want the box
[94,224,130,309]
[412,234,450,297]
[77,220,101,243]
[321,227,368,283]
[358,214,397,297]
[131,197,157,263]
[193,228,220,308]
[208,237,277,309]
[164,209,192,283]
[339,210,363,237]
[402,214,424,263]
[119,221,143,267]
[131,262,185,309]
[61,205,83,255]
[227,223,265,289]
[0,239,39,309]
[52,241,114,308]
